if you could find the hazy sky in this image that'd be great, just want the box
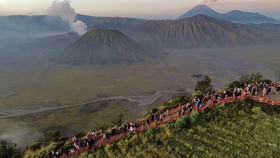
[0,0,279,20]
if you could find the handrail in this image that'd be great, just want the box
[60,90,280,157]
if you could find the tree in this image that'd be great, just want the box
[174,115,191,130]
[195,75,213,94]
[239,72,263,84]
[228,80,243,89]
[0,140,21,158]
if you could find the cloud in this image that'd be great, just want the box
[48,0,87,36]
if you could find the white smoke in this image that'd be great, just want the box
[48,0,87,36]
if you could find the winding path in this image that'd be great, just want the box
[0,90,182,118]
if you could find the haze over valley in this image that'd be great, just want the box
[0,0,280,149]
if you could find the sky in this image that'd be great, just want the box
[0,0,279,20]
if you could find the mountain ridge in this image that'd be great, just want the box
[178,4,280,24]
[109,15,280,48]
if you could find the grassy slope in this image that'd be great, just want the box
[76,100,280,158]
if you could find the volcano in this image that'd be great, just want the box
[51,29,156,65]
[116,15,280,48]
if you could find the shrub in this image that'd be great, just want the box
[125,133,133,141]
[95,148,106,158]
[43,130,61,142]
[218,104,225,109]
[190,111,199,124]
[75,132,87,139]
[148,108,158,115]
[239,72,263,84]
[199,107,215,123]
[38,150,48,158]
[195,75,213,94]
[0,140,21,158]
[192,91,203,99]
[261,79,272,84]
[29,142,42,151]
[45,142,59,153]
[251,107,262,114]
[162,94,191,110]
[174,116,191,130]
[77,152,94,158]
[157,106,168,114]
[272,145,280,157]
[227,80,243,89]
[146,128,156,139]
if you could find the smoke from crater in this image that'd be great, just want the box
[48,0,87,36]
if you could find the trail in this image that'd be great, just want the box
[0,90,182,118]
[66,92,280,157]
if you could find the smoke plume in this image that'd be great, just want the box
[48,0,87,36]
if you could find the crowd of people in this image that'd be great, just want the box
[50,81,280,158]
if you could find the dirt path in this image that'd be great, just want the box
[0,90,182,118]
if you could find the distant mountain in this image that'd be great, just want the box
[111,15,280,48]
[33,32,80,50]
[178,4,221,19]
[51,29,156,65]
[223,10,280,24]
[0,14,145,33]
[178,4,280,24]
[0,15,70,32]
[77,14,145,29]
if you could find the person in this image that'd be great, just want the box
[159,114,163,121]
[194,96,200,110]
[263,87,267,97]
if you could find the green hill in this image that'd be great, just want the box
[23,98,280,158]
[79,99,280,158]
[77,99,280,158]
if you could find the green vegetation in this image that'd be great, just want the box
[228,72,271,89]
[0,140,22,158]
[239,72,264,83]
[24,130,68,158]
[73,99,280,158]
[22,98,280,158]
[194,75,213,94]
[149,93,192,116]
[174,115,191,130]
[20,71,280,157]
